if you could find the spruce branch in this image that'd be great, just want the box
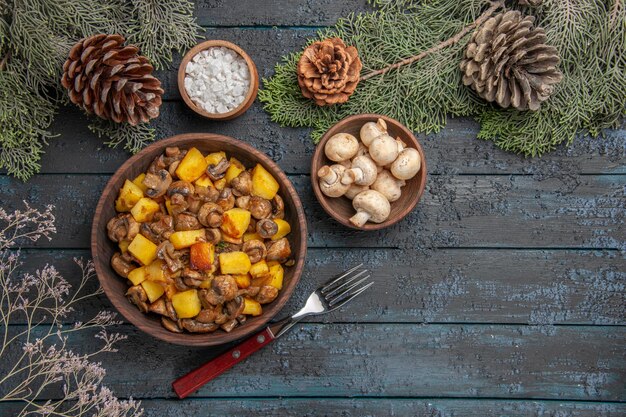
[360,0,504,81]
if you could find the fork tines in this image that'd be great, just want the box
[321,264,374,307]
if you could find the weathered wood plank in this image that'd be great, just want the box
[11,248,625,326]
[2,398,625,417]
[39,102,626,175]
[4,324,623,400]
[192,0,370,27]
[1,174,623,249]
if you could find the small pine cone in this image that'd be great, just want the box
[460,11,562,111]
[297,37,362,106]
[61,34,163,125]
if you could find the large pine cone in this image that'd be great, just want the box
[61,34,163,125]
[460,11,562,111]
[297,37,362,106]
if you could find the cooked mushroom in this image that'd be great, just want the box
[235,195,250,210]
[143,169,172,198]
[148,298,177,321]
[198,202,223,228]
[359,118,387,147]
[174,276,191,292]
[212,275,238,302]
[371,170,405,202]
[182,268,204,288]
[238,286,260,298]
[167,180,195,197]
[168,160,181,177]
[140,223,160,244]
[242,239,266,264]
[165,146,180,158]
[318,164,350,198]
[217,188,235,211]
[256,218,278,239]
[391,147,421,180]
[266,238,291,263]
[205,228,222,244]
[174,212,200,231]
[225,296,244,318]
[220,319,239,333]
[181,319,219,333]
[271,194,284,219]
[255,285,279,304]
[157,241,184,272]
[231,171,252,196]
[149,213,174,240]
[207,158,230,181]
[195,306,218,323]
[247,218,257,233]
[169,193,189,215]
[161,317,183,333]
[221,234,243,245]
[368,133,399,166]
[147,154,167,174]
[341,155,378,186]
[111,252,134,278]
[249,196,272,219]
[324,132,359,162]
[349,190,391,227]
[196,184,220,203]
[344,183,369,200]
[107,213,139,242]
[186,194,203,214]
[126,285,149,313]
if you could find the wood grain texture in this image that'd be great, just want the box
[11,248,625,326]
[3,399,625,417]
[91,134,307,346]
[3,174,623,250]
[5,324,623,400]
[311,114,427,230]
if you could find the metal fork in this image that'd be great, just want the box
[172,264,373,399]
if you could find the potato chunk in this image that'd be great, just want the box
[132,173,149,193]
[175,147,208,182]
[171,289,202,319]
[130,197,160,223]
[127,266,147,286]
[266,263,284,290]
[243,232,262,242]
[251,164,280,200]
[233,274,251,289]
[271,219,291,241]
[249,260,269,278]
[128,234,158,265]
[116,179,144,212]
[219,251,251,275]
[141,280,165,303]
[194,175,214,188]
[221,208,251,238]
[169,229,206,250]
[205,151,227,166]
[242,297,262,316]
[145,259,166,282]
[225,157,245,184]
[190,242,215,271]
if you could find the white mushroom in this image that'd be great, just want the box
[391,148,421,180]
[359,118,387,147]
[349,190,391,227]
[344,183,369,200]
[341,155,378,186]
[355,142,369,157]
[371,170,405,202]
[324,133,359,162]
[317,164,350,197]
[368,133,399,166]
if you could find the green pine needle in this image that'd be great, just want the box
[259,0,625,156]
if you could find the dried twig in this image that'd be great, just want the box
[359,0,504,81]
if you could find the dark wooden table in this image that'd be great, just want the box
[2,1,625,415]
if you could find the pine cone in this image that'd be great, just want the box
[518,0,543,6]
[297,37,362,106]
[460,11,562,111]
[61,34,163,125]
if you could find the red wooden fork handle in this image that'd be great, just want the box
[172,327,275,399]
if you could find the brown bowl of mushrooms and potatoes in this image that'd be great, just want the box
[311,114,427,231]
[91,133,307,346]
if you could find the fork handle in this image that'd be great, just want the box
[172,327,275,399]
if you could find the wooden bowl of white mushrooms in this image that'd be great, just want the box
[311,114,427,230]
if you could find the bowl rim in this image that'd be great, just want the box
[311,113,427,231]
[91,133,307,346]
[177,40,259,120]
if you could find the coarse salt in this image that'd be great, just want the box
[184,46,251,114]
